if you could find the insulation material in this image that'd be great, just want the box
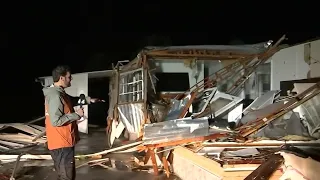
[280,152,320,180]
[172,147,283,180]
[173,150,221,180]
[172,147,221,180]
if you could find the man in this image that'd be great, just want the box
[43,65,98,180]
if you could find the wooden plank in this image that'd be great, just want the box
[0,117,45,132]
[162,156,170,177]
[0,154,52,161]
[224,170,283,177]
[0,144,9,150]
[28,125,45,132]
[8,123,42,135]
[0,140,25,148]
[0,134,33,141]
[150,149,159,175]
[0,134,46,144]
[75,141,143,158]
[223,175,282,180]
[245,154,283,180]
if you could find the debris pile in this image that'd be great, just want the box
[105,34,320,179]
[0,122,46,153]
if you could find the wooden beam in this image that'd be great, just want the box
[145,49,257,60]
[244,154,284,180]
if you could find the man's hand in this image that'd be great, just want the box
[90,98,105,103]
[76,108,84,117]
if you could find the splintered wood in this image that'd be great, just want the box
[0,123,46,152]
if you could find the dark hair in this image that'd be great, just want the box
[52,65,71,82]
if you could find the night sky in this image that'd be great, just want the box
[2,1,319,123]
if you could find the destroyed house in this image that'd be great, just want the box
[107,35,320,179]
[106,38,277,143]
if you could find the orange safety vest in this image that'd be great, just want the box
[45,93,80,150]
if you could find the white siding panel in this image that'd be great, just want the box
[271,44,309,90]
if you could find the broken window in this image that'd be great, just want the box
[119,68,144,104]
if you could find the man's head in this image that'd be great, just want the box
[52,65,72,88]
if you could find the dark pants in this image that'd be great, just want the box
[49,147,75,180]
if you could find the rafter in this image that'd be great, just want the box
[144,49,257,60]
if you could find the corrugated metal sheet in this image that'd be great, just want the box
[117,103,144,133]
[297,94,320,139]
[293,83,320,138]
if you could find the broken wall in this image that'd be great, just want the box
[309,40,320,78]
[271,39,320,90]
[246,63,271,99]
[205,61,223,77]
